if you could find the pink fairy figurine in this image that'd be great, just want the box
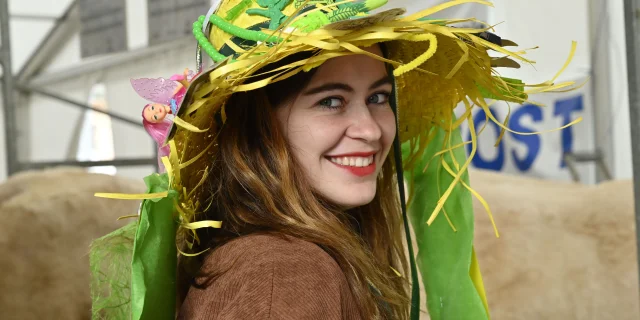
[131,68,195,171]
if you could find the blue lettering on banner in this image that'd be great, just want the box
[509,104,542,171]
[467,107,505,171]
[464,94,584,173]
[554,95,584,167]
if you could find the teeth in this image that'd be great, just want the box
[328,155,375,167]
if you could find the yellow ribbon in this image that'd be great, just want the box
[173,116,209,133]
[182,220,223,230]
[94,191,168,200]
[470,247,491,319]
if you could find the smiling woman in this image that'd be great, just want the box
[90,1,578,319]
[180,45,410,319]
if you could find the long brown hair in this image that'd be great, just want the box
[179,53,410,319]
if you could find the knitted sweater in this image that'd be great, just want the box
[177,234,362,320]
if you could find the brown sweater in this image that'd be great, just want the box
[177,234,362,320]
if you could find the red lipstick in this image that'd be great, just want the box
[328,151,376,157]
[326,152,377,177]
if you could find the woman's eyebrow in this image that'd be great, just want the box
[303,83,354,95]
[302,75,391,96]
[369,76,392,90]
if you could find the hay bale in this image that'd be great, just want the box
[471,170,640,320]
[3,167,637,319]
[0,168,144,320]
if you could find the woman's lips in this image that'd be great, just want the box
[325,153,377,177]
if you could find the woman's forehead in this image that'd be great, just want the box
[310,47,387,85]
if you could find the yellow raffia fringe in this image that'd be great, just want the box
[182,220,223,229]
[494,103,511,147]
[177,245,210,257]
[168,141,181,185]
[187,168,210,200]
[94,192,168,200]
[441,160,499,238]
[478,98,582,136]
[427,106,477,225]
[173,116,208,133]
[179,140,218,170]
[435,118,459,232]
[185,96,215,115]
[446,40,470,79]
[117,214,139,220]
[161,156,173,183]
[470,247,491,318]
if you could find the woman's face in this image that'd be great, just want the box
[276,46,396,209]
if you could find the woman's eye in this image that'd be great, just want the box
[153,115,158,120]
[318,97,343,109]
[368,92,390,105]
[151,106,155,111]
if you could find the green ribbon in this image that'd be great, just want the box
[131,173,178,320]
[477,76,527,101]
[403,123,489,320]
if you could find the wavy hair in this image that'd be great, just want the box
[178,53,410,319]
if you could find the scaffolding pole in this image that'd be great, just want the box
[624,0,640,302]
[0,0,17,176]
[20,158,156,170]
[0,0,158,175]
[18,85,143,128]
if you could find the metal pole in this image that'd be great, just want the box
[19,158,156,170]
[153,144,159,173]
[18,85,143,128]
[9,14,57,21]
[623,0,640,302]
[1,0,19,176]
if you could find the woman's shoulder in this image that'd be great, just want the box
[201,233,340,275]
[180,233,361,319]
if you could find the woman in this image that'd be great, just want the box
[178,45,407,319]
[91,1,576,319]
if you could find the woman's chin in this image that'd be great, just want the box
[322,185,377,210]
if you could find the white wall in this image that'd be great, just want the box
[590,0,633,180]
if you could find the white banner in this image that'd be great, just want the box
[391,0,490,26]
[454,75,595,183]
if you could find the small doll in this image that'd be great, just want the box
[131,69,195,170]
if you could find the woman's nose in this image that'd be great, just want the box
[345,106,383,142]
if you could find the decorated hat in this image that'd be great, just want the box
[91,1,578,319]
